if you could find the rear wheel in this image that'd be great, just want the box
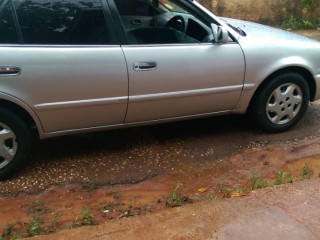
[252,73,310,132]
[0,108,31,179]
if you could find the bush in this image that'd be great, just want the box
[281,16,319,30]
[300,0,315,8]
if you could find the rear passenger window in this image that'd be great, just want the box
[13,0,113,45]
[0,1,19,44]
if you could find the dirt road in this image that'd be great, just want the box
[29,178,320,240]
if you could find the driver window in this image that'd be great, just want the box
[114,0,214,45]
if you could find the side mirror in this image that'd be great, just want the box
[211,24,228,44]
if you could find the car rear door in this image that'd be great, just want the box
[0,0,128,133]
[109,0,245,123]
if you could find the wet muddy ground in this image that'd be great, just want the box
[0,30,320,239]
[2,103,320,239]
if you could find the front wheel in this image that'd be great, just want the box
[252,73,310,132]
[0,108,32,179]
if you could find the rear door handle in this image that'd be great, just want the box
[133,62,157,71]
[0,66,21,76]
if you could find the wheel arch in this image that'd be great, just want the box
[247,66,316,114]
[0,98,42,139]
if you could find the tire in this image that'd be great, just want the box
[0,108,32,180]
[252,72,310,132]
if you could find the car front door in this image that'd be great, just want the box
[0,0,128,133]
[110,0,245,123]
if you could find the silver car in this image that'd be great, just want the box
[0,0,320,179]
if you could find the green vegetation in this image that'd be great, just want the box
[220,170,296,197]
[81,208,95,226]
[28,219,41,237]
[0,210,64,239]
[274,170,295,185]
[1,223,16,240]
[250,170,295,189]
[219,182,250,196]
[281,17,320,30]
[70,207,96,228]
[300,0,315,8]
[166,184,192,207]
[301,162,314,179]
[0,161,317,239]
[1,222,25,240]
[249,173,271,190]
[281,16,320,30]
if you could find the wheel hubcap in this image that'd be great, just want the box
[0,123,18,169]
[266,83,303,125]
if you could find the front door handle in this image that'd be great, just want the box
[133,62,157,71]
[0,66,21,76]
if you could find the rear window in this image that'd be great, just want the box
[0,0,115,45]
[0,1,19,44]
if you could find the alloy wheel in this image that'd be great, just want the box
[266,83,303,125]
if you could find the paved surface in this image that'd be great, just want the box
[29,178,320,240]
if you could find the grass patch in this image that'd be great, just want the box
[220,169,297,198]
[166,184,192,207]
[301,162,314,179]
[1,222,25,240]
[81,208,95,226]
[70,207,96,228]
[28,219,41,237]
[249,173,272,190]
[274,170,295,185]
[1,223,17,240]
[219,183,250,197]
[1,211,64,239]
